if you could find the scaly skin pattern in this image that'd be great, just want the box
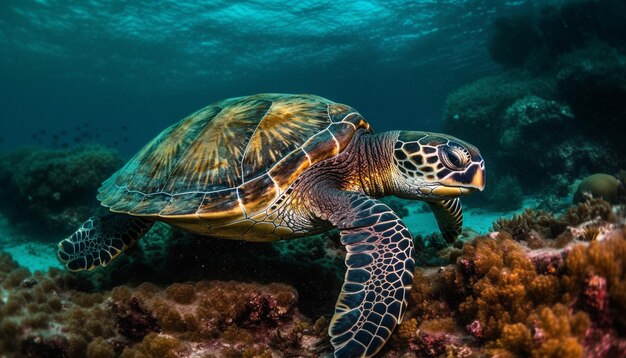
[57,94,486,358]
[288,130,483,357]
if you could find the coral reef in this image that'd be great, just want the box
[84,223,344,319]
[499,95,573,152]
[0,252,325,357]
[1,195,624,357]
[485,175,524,212]
[379,198,625,357]
[574,173,623,204]
[556,42,626,145]
[0,145,122,236]
[445,0,626,197]
[442,71,556,152]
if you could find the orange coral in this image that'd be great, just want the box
[492,209,556,243]
[525,305,588,358]
[564,234,626,330]
[165,283,195,304]
[564,198,615,226]
[120,333,181,358]
[452,234,537,340]
[0,251,316,357]
[396,318,418,340]
[497,323,532,355]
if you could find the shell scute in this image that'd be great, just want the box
[343,112,371,131]
[238,174,279,216]
[131,193,172,215]
[268,148,311,191]
[160,192,205,216]
[99,94,369,220]
[121,105,223,194]
[330,122,361,152]
[110,191,145,213]
[302,129,340,164]
[164,97,272,192]
[196,189,243,223]
[241,96,330,180]
[329,103,356,122]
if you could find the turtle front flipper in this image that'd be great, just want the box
[57,214,154,271]
[427,198,463,243]
[324,192,415,358]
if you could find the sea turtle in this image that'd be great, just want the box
[57,93,485,357]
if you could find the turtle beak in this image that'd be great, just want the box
[468,165,485,192]
[430,186,476,197]
[438,163,485,194]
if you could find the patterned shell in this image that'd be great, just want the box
[97,93,371,223]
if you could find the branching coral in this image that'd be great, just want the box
[492,209,558,244]
[563,197,615,226]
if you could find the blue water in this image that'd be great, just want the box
[2,1,626,357]
[0,0,559,157]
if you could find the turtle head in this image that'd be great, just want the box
[389,131,485,200]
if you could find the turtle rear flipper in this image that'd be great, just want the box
[58,214,153,271]
[324,191,415,358]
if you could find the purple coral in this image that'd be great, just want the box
[111,296,160,342]
[408,331,449,357]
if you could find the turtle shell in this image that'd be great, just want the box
[98,93,371,223]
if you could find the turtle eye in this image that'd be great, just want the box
[440,144,471,171]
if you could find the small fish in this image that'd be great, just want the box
[60,130,67,136]
[122,125,128,130]
[40,129,46,134]
[74,137,82,143]
[123,136,128,142]
[61,143,68,148]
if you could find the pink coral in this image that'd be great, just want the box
[408,331,449,357]
[466,320,483,340]
[579,275,609,322]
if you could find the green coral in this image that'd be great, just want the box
[443,71,556,150]
[0,145,122,235]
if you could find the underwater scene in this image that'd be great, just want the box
[1,0,626,357]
